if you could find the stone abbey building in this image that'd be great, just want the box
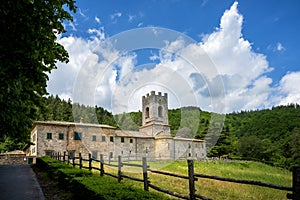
[27,91,206,160]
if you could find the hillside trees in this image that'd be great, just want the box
[0,0,76,143]
[36,95,117,127]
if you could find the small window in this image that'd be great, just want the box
[102,135,106,142]
[92,151,98,159]
[129,138,133,143]
[158,106,163,117]
[46,133,52,139]
[145,107,149,119]
[121,137,125,143]
[68,151,75,159]
[45,151,53,156]
[74,132,82,141]
[110,136,114,142]
[58,133,64,140]
[92,135,96,141]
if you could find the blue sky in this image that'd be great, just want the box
[48,0,300,113]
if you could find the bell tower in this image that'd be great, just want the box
[140,91,170,136]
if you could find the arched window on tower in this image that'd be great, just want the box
[158,106,163,117]
[145,107,149,119]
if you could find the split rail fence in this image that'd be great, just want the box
[51,152,299,200]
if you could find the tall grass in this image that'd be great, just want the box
[86,160,292,199]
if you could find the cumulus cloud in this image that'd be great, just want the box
[48,2,299,114]
[275,72,300,105]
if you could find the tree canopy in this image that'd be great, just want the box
[0,0,76,141]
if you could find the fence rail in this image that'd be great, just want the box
[194,173,292,191]
[50,152,299,200]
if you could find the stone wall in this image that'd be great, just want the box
[139,123,171,136]
[0,154,27,165]
[31,122,115,159]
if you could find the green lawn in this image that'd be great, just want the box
[90,159,292,200]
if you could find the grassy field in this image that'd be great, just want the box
[88,159,292,200]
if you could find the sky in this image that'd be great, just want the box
[47,0,300,114]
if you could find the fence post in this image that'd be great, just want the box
[89,153,92,171]
[188,159,196,200]
[293,166,300,200]
[79,153,82,169]
[63,151,66,162]
[100,154,104,176]
[142,157,149,191]
[118,155,122,183]
[109,152,112,164]
[72,155,75,167]
[68,152,70,165]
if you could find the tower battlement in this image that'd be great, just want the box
[142,91,167,100]
[142,91,169,126]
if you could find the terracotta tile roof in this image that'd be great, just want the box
[115,130,153,138]
[33,121,115,129]
[2,150,25,155]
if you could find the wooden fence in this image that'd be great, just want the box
[51,152,299,200]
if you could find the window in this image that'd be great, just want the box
[46,132,52,139]
[129,138,133,143]
[45,150,53,156]
[145,107,149,119]
[158,106,163,117]
[59,133,64,140]
[92,135,96,141]
[74,132,82,141]
[68,151,75,159]
[110,136,114,142]
[121,137,125,143]
[102,135,106,142]
[92,151,98,159]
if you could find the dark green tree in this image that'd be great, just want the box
[0,1,76,143]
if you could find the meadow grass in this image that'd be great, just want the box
[86,159,292,200]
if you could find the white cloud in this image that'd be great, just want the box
[95,16,101,24]
[267,42,286,52]
[275,72,300,105]
[48,2,299,115]
[88,27,105,41]
[276,42,285,51]
[128,14,136,22]
[111,12,122,20]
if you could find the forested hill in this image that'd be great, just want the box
[224,105,300,169]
